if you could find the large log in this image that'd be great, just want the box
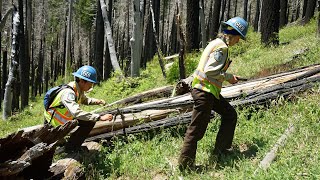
[48,141,101,179]
[92,85,174,113]
[21,64,320,139]
[0,121,78,179]
[86,74,320,141]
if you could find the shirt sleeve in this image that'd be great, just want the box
[79,92,101,105]
[204,47,234,81]
[61,89,100,121]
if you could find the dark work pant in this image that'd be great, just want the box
[65,120,96,149]
[179,88,237,165]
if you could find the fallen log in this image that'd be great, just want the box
[0,121,78,179]
[48,141,101,179]
[21,64,320,139]
[92,85,174,113]
[86,74,319,141]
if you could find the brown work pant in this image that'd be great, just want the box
[65,120,96,150]
[179,88,237,166]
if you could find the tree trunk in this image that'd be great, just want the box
[302,0,308,18]
[3,7,20,120]
[95,0,104,82]
[317,0,320,38]
[19,0,29,109]
[234,0,238,17]
[303,0,317,25]
[1,51,7,106]
[176,1,185,80]
[200,0,206,48]
[260,0,280,46]
[243,0,248,20]
[0,0,2,109]
[226,0,231,20]
[210,0,221,38]
[254,0,260,32]
[220,0,226,24]
[130,0,143,77]
[169,9,178,55]
[280,0,288,28]
[150,0,166,78]
[186,0,199,51]
[100,0,122,74]
[64,0,73,84]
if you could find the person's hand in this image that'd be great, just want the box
[99,114,113,121]
[98,99,106,105]
[227,75,239,84]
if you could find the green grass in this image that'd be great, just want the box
[1,18,320,179]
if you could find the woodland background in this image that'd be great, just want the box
[0,0,319,119]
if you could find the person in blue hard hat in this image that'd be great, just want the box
[44,65,113,152]
[178,17,249,170]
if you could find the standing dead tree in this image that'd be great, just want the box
[3,6,19,120]
[130,0,143,77]
[100,0,122,74]
[150,0,166,78]
[176,0,186,80]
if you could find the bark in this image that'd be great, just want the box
[209,0,221,38]
[100,0,122,75]
[0,7,13,32]
[169,10,178,55]
[95,0,104,82]
[130,0,143,77]
[243,0,248,20]
[302,0,308,17]
[64,0,73,83]
[150,0,166,78]
[19,0,29,109]
[234,0,238,17]
[220,0,226,24]
[261,0,280,46]
[3,7,19,120]
[303,0,317,24]
[186,0,199,51]
[176,1,186,80]
[254,0,260,31]
[280,0,288,28]
[200,0,206,48]
[1,52,7,107]
[318,0,320,38]
[0,121,78,179]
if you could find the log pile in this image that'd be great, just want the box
[87,64,320,140]
[1,64,319,179]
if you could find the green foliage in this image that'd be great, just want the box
[74,0,96,32]
[166,52,200,83]
[1,13,320,180]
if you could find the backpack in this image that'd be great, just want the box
[44,84,74,110]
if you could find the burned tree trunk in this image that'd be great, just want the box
[3,7,19,120]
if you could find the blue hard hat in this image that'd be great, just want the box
[72,65,98,83]
[221,17,248,39]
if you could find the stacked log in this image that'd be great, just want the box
[87,64,320,140]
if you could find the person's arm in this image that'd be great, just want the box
[61,89,111,121]
[204,48,234,82]
[79,93,106,105]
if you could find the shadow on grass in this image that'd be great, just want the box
[213,138,266,169]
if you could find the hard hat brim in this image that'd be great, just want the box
[221,21,246,40]
[72,72,97,83]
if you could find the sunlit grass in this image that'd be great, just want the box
[0,16,320,179]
